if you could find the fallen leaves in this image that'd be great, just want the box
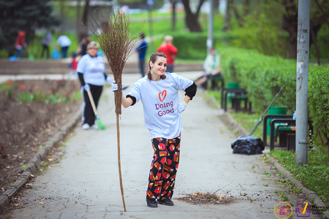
[179,192,236,205]
[25,183,33,189]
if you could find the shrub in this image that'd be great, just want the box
[219,47,329,147]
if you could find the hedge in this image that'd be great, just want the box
[148,33,234,60]
[218,47,329,145]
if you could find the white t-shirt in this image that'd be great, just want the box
[77,54,106,86]
[57,35,71,47]
[128,73,193,139]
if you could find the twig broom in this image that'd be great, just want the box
[89,9,139,212]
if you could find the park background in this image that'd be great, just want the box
[0,0,329,209]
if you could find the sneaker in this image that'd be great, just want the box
[91,124,98,130]
[82,123,90,130]
[146,196,158,208]
[157,198,174,206]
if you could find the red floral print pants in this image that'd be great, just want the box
[146,134,181,200]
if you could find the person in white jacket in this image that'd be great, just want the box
[195,48,222,89]
[112,52,197,208]
[77,41,112,130]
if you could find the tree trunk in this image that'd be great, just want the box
[222,0,231,31]
[185,13,202,32]
[310,23,322,65]
[310,28,320,65]
[214,0,220,13]
[82,0,90,26]
[282,14,297,59]
[288,36,297,59]
[171,0,176,31]
[242,0,250,16]
[182,0,204,32]
[232,1,244,27]
[60,0,64,33]
[281,0,298,59]
[76,0,81,41]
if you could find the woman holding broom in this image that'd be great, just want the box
[112,52,197,207]
[77,41,112,130]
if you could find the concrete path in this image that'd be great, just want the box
[6,73,315,219]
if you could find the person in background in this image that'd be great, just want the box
[135,33,148,77]
[15,31,28,58]
[41,30,55,59]
[56,34,71,59]
[112,52,197,208]
[77,41,112,130]
[77,33,92,57]
[67,52,78,79]
[195,48,221,90]
[156,35,177,73]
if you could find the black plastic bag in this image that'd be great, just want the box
[231,136,264,155]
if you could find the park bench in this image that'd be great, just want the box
[263,115,293,146]
[207,74,225,90]
[268,117,313,151]
[221,88,252,112]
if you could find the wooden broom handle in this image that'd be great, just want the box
[86,88,98,117]
[117,113,127,211]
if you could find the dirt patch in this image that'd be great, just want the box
[178,192,237,205]
[0,79,82,196]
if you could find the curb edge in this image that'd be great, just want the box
[268,156,329,219]
[0,107,82,212]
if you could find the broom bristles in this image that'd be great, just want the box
[96,118,107,130]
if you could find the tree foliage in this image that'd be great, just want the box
[227,0,329,61]
[0,0,60,55]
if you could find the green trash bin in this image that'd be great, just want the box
[267,106,287,136]
[227,82,239,103]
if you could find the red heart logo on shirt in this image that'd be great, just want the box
[159,90,167,102]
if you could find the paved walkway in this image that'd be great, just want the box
[6,73,316,219]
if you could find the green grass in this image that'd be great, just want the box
[230,112,263,139]
[268,145,329,204]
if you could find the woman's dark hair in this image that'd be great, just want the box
[147,52,167,81]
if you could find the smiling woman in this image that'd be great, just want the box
[112,52,197,208]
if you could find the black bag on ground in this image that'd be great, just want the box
[231,136,264,155]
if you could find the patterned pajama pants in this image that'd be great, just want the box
[146,134,181,201]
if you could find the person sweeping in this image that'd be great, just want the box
[77,41,112,130]
[112,52,197,207]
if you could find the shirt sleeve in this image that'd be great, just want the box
[127,82,142,105]
[76,56,86,73]
[171,73,193,91]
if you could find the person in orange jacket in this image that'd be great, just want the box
[156,35,177,73]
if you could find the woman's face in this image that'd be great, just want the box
[150,56,167,77]
[88,47,98,57]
